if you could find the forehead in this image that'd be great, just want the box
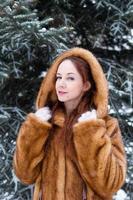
[57,59,78,74]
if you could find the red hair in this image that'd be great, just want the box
[45,56,96,152]
[66,56,96,112]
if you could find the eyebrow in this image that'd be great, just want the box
[56,72,75,75]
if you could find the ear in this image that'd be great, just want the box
[83,81,91,92]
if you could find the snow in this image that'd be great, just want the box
[39,71,47,78]
[114,189,127,200]
[131,29,133,36]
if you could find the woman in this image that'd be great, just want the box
[13,47,126,200]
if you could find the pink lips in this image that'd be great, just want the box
[58,91,67,95]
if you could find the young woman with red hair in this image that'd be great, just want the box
[13,48,126,200]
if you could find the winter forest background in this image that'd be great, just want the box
[0,0,133,199]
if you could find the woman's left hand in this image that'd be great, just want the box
[78,109,97,122]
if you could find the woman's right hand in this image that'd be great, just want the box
[35,106,52,121]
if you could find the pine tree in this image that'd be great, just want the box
[0,0,71,199]
[36,0,133,198]
[0,0,133,199]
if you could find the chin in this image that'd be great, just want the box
[58,99,66,102]
[57,96,65,102]
[57,97,68,102]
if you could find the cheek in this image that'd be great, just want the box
[65,94,70,99]
[69,87,82,97]
[55,82,58,92]
[72,82,84,92]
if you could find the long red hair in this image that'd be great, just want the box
[45,56,96,154]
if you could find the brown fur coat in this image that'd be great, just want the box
[13,48,126,200]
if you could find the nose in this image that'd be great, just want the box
[59,79,66,88]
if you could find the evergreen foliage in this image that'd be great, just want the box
[0,0,70,199]
[0,0,132,199]
[0,0,69,89]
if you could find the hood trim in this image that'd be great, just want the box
[36,47,108,118]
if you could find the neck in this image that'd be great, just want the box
[64,97,82,116]
[65,105,75,116]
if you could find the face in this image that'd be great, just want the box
[55,59,90,107]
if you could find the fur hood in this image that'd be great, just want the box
[36,47,108,118]
[14,48,126,200]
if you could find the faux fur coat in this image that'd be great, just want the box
[13,48,127,200]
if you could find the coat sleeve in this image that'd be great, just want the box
[13,113,52,185]
[73,116,127,198]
